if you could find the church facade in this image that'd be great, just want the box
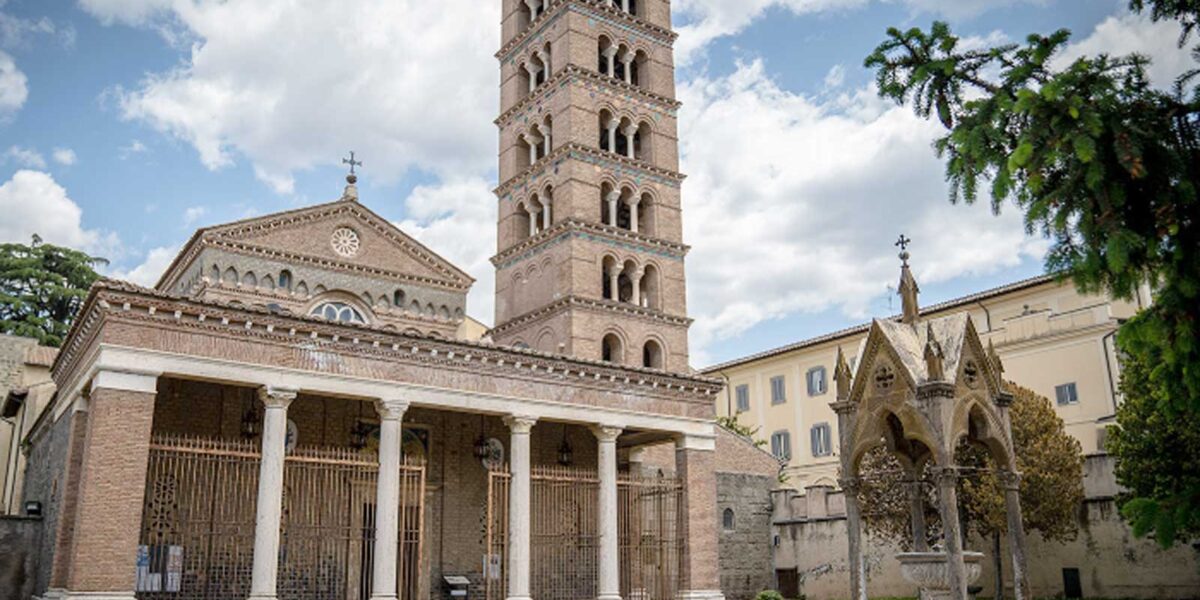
[20,3,729,600]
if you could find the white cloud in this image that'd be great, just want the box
[0,50,26,119]
[85,0,500,195]
[52,147,77,166]
[823,64,846,89]
[1056,11,1197,90]
[111,245,179,287]
[678,61,1046,365]
[0,170,121,256]
[119,139,148,159]
[395,177,498,324]
[672,0,1042,64]
[4,145,45,169]
[183,205,206,225]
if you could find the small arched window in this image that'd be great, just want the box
[310,302,365,324]
[722,508,735,531]
[279,270,293,291]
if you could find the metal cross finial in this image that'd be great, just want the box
[896,234,912,266]
[342,151,363,176]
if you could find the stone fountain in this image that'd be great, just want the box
[896,551,985,600]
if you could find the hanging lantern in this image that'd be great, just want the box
[557,428,574,467]
[474,415,491,460]
[349,420,374,450]
[240,404,260,439]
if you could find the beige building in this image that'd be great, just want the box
[705,273,1151,489]
[0,335,56,516]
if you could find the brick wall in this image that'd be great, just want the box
[20,404,72,596]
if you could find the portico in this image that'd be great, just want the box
[33,276,722,600]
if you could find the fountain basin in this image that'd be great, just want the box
[896,551,985,600]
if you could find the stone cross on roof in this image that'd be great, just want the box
[341,151,362,202]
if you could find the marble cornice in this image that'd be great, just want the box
[496,0,676,63]
[496,65,680,128]
[491,294,693,337]
[496,142,684,197]
[53,281,721,401]
[491,219,688,269]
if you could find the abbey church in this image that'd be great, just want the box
[12,3,766,600]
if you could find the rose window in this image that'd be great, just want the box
[311,302,366,324]
[331,227,361,257]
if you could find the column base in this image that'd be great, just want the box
[506,596,534,600]
[56,593,137,600]
[676,591,725,600]
[248,594,279,600]
[598,594,624,600]
[370,595,399,600]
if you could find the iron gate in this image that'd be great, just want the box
[138,435,425,600]
[484,466,683,600]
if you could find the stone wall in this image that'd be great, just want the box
[0,336,37,495]
[718,472,775,600]
[20,405,72,597]
[771,480,1200,600]
[0,515,41,600]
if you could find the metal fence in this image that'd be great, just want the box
[484,466,684,600]
[137,435,425,600]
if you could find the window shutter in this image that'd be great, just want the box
[810,426,819,457]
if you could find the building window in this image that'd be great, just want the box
[310,302,365,324]
[1055,382,1079,406]
[811,423,833,458]
[807,366,828,396]
[735,384,750,412]
[770,430,791,461]
[722,508,735,531]
[770,376,787,405]
[278,270,293,291]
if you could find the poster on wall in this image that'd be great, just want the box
[135,544,184,593]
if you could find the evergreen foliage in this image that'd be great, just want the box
[0,235,105,347]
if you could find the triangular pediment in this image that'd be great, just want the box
[159,200,473,292]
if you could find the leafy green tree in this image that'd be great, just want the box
[859,384,1083,600]
[0,235,105,347]
[717,414,767,449]
[1106,352,1200,547]
[865,0,1198,546]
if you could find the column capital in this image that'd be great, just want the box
[591,424,623,442]
[504,414,538,434]
[602,46,619,59]
[929,466,960,486]
[623,124,639,136]
[258,386,298,410]
[537,123,552,136]
[829,400,856,416]
[838,477,862,494]
[375,399,409,421]
[999,470,1022,491]
[621,53,635,64]
[606,190,622,202]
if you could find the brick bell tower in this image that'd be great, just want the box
[491,0,692,373]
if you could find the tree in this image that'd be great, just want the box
[865,1,1199,546]
[0,236,105,347]
[859,384,1083,599]
[717,414,767,449]
[1106,352,1200,547]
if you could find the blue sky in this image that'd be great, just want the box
[0,0,1192,367]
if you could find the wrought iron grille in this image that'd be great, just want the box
[137,435,425,600]
[484,466,684,600]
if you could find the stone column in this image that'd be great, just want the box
[526,134,541,165]
[524,63,539,94]
[608,268,620,301]
[606,191,621,227]
[542,201,552,230]
[622,55,634,84]
[607,120,619,154]
[538,50,551,79]
[63,370,159,599]
[631,268,643,306]
[249,386,298,600]
[909,479,928,552]
[539,123,553,158]
[1002,471,1031,600]
[594,425,623,600]
[934,467,969,600]
[603,46,619,78]
[504,415,537,600]
[629,199,640,233]
[675,435,724,600]
[840,477,867,600]
[621,0,630,13]
[371,399,409,600]
[528,207,541,237]
[623,124,638,159]
[830,399,864,600]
